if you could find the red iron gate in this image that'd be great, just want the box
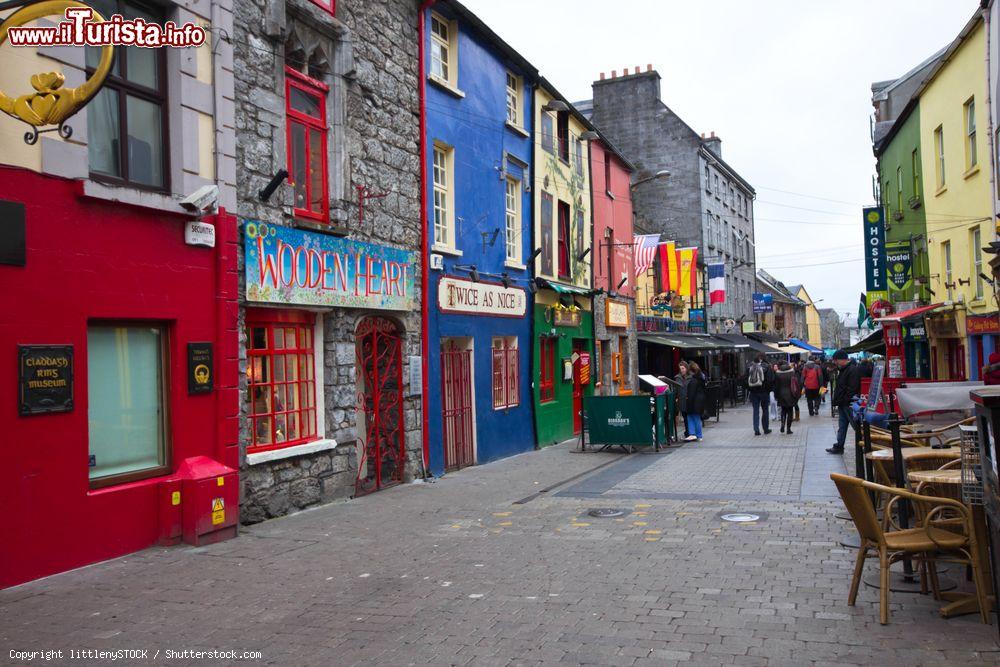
[441,342,474,471]
[355,317,405,495]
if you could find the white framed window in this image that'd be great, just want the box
[505,177,521,264]
[705,166,711,193]
[965,97,977,170]
[433,143,454,249]
[896,166,903,214]
[934,125,946,189]
[943,240,953,301]
[430,13,457,88]
[505,71,522,127]
[492,337,519,410]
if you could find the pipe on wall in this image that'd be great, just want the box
[418,0,436,475]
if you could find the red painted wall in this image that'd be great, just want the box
[0,166,239,588]
[590,141,635,296]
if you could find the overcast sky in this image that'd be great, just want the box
[461,0,979,319]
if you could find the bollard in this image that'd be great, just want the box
[888,412,915,580]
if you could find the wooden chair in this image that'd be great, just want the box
[831,473,990,625]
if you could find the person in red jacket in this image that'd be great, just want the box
[983,351,1000,385]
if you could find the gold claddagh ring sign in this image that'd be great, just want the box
[0,0,114,143]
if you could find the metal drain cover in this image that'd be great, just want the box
[588,508,626,518]
[720,513,760,523]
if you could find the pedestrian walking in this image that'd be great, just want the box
[684,362,707,442]
[983,352,1000,385]
[675,362,690,439]
[792,360,803,422]
[827,349,862,454]
[774,361,801,434]
[744,354,774,436]
[801,356,824,416]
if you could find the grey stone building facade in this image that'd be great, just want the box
[234,0,424,523]
[577,67,757,333]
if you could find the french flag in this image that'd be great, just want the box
[708,262,726,305]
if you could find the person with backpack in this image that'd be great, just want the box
[674,362,690,439]
[745,354,774,436]
[801,357,824,416]
[684,362,707,441]
[774,361,801,435]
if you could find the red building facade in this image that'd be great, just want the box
[0,166,239,588]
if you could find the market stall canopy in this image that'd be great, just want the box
[875,302,943,323]
[765,342,814,356]
[844,328,885,354]
[790,338,822,353]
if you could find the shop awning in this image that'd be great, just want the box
[712,333,773,353]
[638,334,719,350]
[844,328,885,354]
[766,341,814,356]
[790,338,823,353]
[538,279,592,296]
[876,303,943,323]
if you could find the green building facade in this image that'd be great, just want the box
[532,302,595,446]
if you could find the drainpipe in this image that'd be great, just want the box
[984,2,998,240]
[418,0,436,476]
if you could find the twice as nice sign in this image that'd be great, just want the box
[437,276,527,317]
[244,222,417,310]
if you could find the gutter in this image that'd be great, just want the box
[418,0,436,475]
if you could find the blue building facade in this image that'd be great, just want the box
[423,1,537,475]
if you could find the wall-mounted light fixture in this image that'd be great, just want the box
[501,272,512,289]
[577,247,592,262]
[980,272,995,286]
[258,169,289,202]
[579,130,600,141]
[630,170,670,191]
[542,99,569,112]
[616,276,628,290]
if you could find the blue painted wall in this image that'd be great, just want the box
[424,5,536,475]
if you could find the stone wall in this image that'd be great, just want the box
[592,293,639,394]
[235,0,423,523]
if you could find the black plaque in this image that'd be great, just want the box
[19,345,73,415]
[187,342,213,394]
[0,199,26,266]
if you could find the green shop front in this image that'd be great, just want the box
[533,282,595,446]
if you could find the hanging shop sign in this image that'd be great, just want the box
[437,276,527,318]
[926,312,959,337]
[187,342,213,395]
[869,299,894,319]
[552,305,581,327]
[18,344,73,415]
[863,207,887,291]
[688,308,706,332]
[904,323,927,341]
[578,352,592,385]
[885,242,912,293]
[0,2,116,144]
[605,299,630,328]
[752,293,773,313]
[966,314,1000,336]
[244,221,417,310]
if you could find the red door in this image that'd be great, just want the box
[355,317,405,496]
[441,340,474,471]
[572,340,586,435]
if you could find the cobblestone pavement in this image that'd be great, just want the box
[3,405,1000,666]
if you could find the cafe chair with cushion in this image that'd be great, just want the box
[831,473,991,625]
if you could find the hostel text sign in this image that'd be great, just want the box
[244,222,417,310]
[863,207,887,291]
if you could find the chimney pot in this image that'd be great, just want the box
[634,66,640,75]
[611,69,617,78]
[599,72,605,80]
[647,64,653,71]
[710,131,716,138]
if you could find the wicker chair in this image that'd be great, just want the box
[831,473,990,625]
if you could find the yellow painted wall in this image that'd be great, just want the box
[919,20,992,378]
[533,87,591,292]
[795,286,823,348]
[0,12,55,172]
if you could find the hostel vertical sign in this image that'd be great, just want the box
[863,207,887,292]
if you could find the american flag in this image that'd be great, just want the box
[633,234,661,278]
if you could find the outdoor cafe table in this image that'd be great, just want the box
[865,447,961,463]
[907,468,995,618]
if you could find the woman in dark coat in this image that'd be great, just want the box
[774,361,801,435]
[684,362,707,441]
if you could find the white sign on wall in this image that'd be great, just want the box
[437,276,527,318]
[185,220,216,248]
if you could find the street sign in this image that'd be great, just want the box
[863,207,887,291]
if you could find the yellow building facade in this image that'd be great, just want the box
[795,286,823,348]
[919,16,993,379]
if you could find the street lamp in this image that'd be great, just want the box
[629,170,670,191]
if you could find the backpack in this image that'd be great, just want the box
[803,365,820,390]
[748,363,764,388]
[790,373,800,397]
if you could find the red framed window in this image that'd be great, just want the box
[492,338,519,409]
[557,200,571,278]
[247,309,318,452]
[539,337,556,403]
[285,67,329,223]
[308,0,335,14]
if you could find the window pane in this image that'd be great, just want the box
[273,354,285,381]
[290,123,307,210]
[285,353,299,381]
[274,326,286,349]
[251,327,267,349]
[290,86,322,118]
[88,87,121,178]
[88,326,164,480]
[251,385,271,415]
[309,128,325,213]
[126,95,163,187]
[255,416,273,445]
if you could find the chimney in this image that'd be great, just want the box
[599,72,605,80]
[634,66,640,75]
[611,69,617,78]
[703,131,722,158]
[647,64,653,72]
